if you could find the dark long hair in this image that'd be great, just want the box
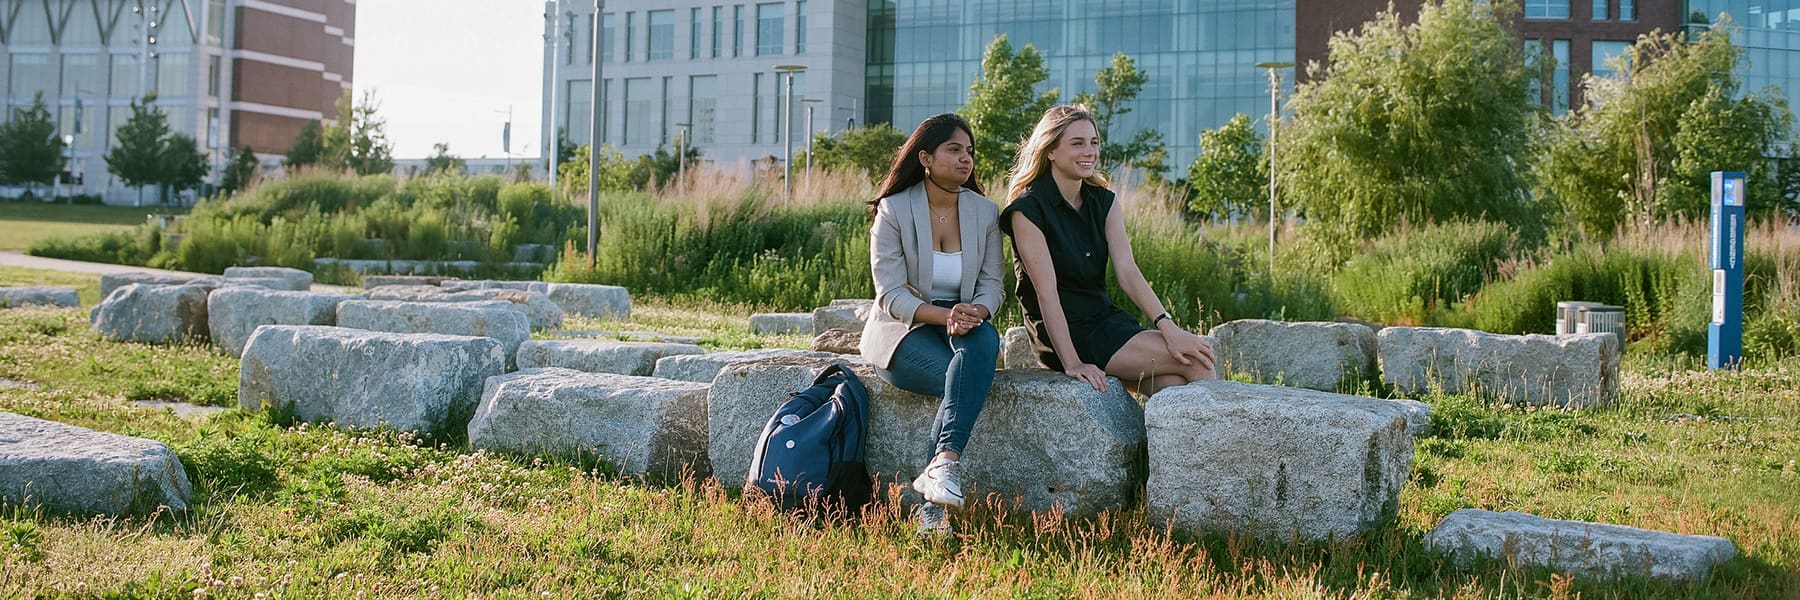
[869,114,983,213]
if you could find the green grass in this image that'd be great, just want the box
[0,268,1796,597]
[0,202,182,251]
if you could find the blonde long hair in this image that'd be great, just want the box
[1003,104,1111,204]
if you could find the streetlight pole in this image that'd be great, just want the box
[802,98,822,174]
[774,65,806,208]
[546,1,563,188]
[1256,61,1293,278]
[674,121,690,195]
[587,0,606,270]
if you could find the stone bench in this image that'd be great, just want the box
[709,357,1144,518]
[365,285,563,331]
[516,339,707,376]
[1209,319,1377,392]
[652,349,842,383]
[0,287,79,309]
[813,299,873,335]
[1426,509,1737,581]
[238,326,505,435]
[92,283,211,344]
[468,369,710,478]
[207,287,351,355]
[223,266,312,291]
[335,300,529,367]
[1378,327,1620,408]
[749,313,813,335]
[1145,381,1421,540]
[0,412,191,516]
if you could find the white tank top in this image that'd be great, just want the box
[930,251,962,301]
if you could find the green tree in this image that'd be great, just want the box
[1281,0,1540,244]
[958,35,1059,181]
[1535,22,1792,236]
[425,142,466,176]
[1073,52,1166,178]
[0,92,67,192]
[557,144,632,194]
[804,123,908,183]
[105,96,171,202]
[220,146,259,196]
[1187,113,1266,220]
[158,133,209,201]
[627,144,702,190]
[285,119,324,170]
[556,128,578,166]
[318,90,395,175]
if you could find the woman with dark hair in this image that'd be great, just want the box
[1001,104,1216,395]
[858,113,1003,534]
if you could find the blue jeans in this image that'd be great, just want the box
[874,301,1000,458]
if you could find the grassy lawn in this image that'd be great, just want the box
[0,202,183,251]
[0,269,1795,597]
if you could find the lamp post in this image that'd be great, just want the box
[774,64,807,208]
[801,98,822,173]
[587,0,606,270]
[674,121,691,194]
[1255,61,1293,277]
[545,1,568,187]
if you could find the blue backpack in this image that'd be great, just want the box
[746,363,873,511]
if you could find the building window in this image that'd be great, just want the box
[796,0,807,54]
[756,3,783,57]
[110,54,140,99]
[61,54,100,97]
[712,7,723,58]
[661,77,672,145]
[690,75,717,144]
[691,8,702,59]
[207,0,226,45]
[648,10,674,61]
[1591,0,1607,20]
[1552,39,1571,114]
[733,5,744,57]
[1523,39,1543,104]
[752,72,763,143]
[1525,0,1569,19]
[207,55,221,97]
[599,13,614,64]
[156,53,192,98]
[567,79,592,145]
[9,54,52,97]
[1620,0,1634,21]
[624,12,634,62]
[625,77,654,146]
[1591,40,1632,80]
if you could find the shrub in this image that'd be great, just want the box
[1333,221,1520,325]
[26,225,160,265]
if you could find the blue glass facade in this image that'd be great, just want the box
[1686,1,1800,113]
[867,0,1296,171]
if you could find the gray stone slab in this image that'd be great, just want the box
[813,299,873,335]
[468,369,710,477]
[92,283,210,344]
[515,339,708,376]
[749,313,812,335]
[99,273,221,299]
[222,266,312,291]
[1378,327,1620,408]
[651,349,843,383]
[335,300,530,367]
[1426,509,1737,581]
[0,287,79,308]
[207,287,350,355]
[1208,319,1378,392]
[0,412,191,516]
[238,325,505,435]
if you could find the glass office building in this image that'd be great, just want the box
[866,0,1296,172]
[1686,0,1800,113]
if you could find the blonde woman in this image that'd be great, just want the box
[1000,104,1216,395]
[860,113,1003,533]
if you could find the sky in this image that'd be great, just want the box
[353,0,545,160]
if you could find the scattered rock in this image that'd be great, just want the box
[1145,381,1416,540]
[811,328,862,354]
[0,287,79,309]
[515,339,707,376]
[813,300,873,335]
[544,283,632,320]
[91,284,210,344]
[1002,326,1044,369]
[207,287,350,355]
[223,266,313,291]
[238,325,505,435]
[131,401,232,419]
[749,313,812,335]
[362,275,460,289]
[1378,327,1620,408]
[1426,509,1737,581]
[468,369,711,477]
[651,349,842,383]
[99,273,220,299]
[1208,319,1378,392]
[364,286,562,331]
[0,412,192,516]
[335,300,530,367]
[552,329,705,345]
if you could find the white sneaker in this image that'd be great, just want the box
[914,502,953,536]
[911,455,965,509]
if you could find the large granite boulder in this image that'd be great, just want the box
[222,266,312,291]
[0,287,79,308]
[515,339,707,376]
[99,273,221,299]
[708,357,1144,517]
[545,284,632,321]
[811,329,862,354]
[92,283,210,344]
[207,287,351,356]
[749,313,812,335]
[1378,328,1620,408]
[1002,326,1044,369]
[335,300,530,366]
[813,299,873,335]
[1426,509,1737,582]
[468,369,711,477]
[238,326,505,435]
[1145,381,1416,540]
[651,349,841,383]
[0,412,191,516]
[1208,319,1378,392]
[364,286,562,331]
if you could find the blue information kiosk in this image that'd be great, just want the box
[1708,171,1745,371]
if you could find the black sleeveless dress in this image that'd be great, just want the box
[999,175,1147,371]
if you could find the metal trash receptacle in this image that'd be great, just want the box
[1576,304,1626,349]
[1556,301,1604,335]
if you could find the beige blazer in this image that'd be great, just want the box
[859,182,1005,369]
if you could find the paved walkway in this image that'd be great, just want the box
[0,251,354,293]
